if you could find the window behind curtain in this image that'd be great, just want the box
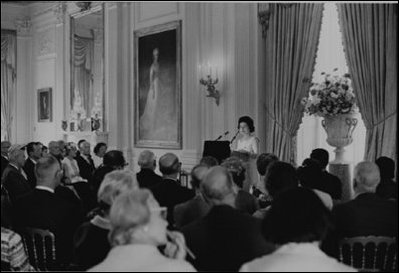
[297,3,366,166]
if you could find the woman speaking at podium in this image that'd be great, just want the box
[231,116,259,192]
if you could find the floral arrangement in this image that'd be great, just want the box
[301,68,358,117]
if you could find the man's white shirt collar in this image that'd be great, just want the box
[35,186,55,194]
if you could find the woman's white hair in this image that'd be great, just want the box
[108,189,153,246]
[97,170,139,206]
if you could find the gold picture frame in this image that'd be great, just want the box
[134,20,182,149]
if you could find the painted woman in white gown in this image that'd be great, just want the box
[232,116,259,192]
[140,48,160,138]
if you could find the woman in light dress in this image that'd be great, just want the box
[231,116,259,192]
[140,48,161,138]
[62,142,87,183]
[88,189,196,272]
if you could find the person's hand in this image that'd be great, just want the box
[164,230,187,260]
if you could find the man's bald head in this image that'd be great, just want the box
[159,153,180,175]
[354,161,381,193]
[200,166,236,206]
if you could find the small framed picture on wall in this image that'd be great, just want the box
[38,87,52,122]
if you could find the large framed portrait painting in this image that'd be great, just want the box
[38,87,52,122]
[134,21,182,149]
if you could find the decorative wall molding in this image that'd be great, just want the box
[53,2,67,25]
[36,29,55,56]
[14,17,32,36]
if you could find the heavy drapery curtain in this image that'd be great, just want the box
[1,30,16,141]
[338,4,397,162]
[264,3,324,164]
[73,34,94,119]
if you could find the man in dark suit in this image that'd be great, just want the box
[75,140,95,182]
[174,164,210,228]
[136,150,163,190]
[323,161,398,257]
[23,142,43,189]
[182,166,274,271]
[1,144,31,203]
[1,141,11,177]
[332,161,398,237]
[151,153,195,227]
[48,141,63,164]
[13,155,85,266]
[310,148,342,200]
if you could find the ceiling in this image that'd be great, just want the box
[1,1,42,6]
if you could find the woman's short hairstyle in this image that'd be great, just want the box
[108,189,153,246]
[238,116,255,133]
[262,187,332,244]
[375,156,395,180]
[264,161,298,198]
[94,142,107,155]
[200,156,219,167]
[64,142,77,156]
[97,170,139,207]
[256,153,279,176]
[103,150,126,168]
[221,156,246,188]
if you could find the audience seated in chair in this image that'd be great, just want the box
[310,148,342,200]
[88,189,196,272]
[73,170,139,271]
[253,153,279,203]
[48,141,63,164]
[324,161,398,259]
[182,166,273,272]
[252,161,299,219]
[2,144,32,203]
[174,164,211,229]
[221,157,260,215]
[1,227,35,272]
[13,155,85,267]
[136,150,163,190]
[92,143,107,169]
[240,187,355,272]
[1,141,11,177]
[199,156,219,168]
[297,158,333,210]
[375,156,397,200]
[151,153,195,228]
[90,150,127,198]
[23,142,43,190]
[75,140,95,182]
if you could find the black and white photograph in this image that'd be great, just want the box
[1,1,397,272]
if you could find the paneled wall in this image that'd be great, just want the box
[1,2,265,173]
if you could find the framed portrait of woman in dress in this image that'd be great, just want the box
[37,87,52,122]
[134,20,182,149]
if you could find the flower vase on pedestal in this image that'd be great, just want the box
[322,113,358,201]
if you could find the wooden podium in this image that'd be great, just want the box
[202,141,231,164]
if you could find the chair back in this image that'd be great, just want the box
[339,236,397,272]
[17,227,56,271]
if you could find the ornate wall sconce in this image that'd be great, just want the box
[199,63,220,106]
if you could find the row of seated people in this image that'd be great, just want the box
[1,139,397,271]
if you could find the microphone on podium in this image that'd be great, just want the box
[215,131,229,141]
[230,130,240,144]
